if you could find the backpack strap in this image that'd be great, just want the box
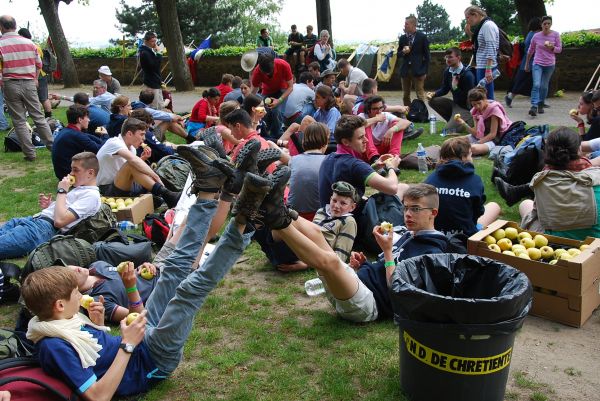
[0,376,74,401]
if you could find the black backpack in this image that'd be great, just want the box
[0,262,22,305]
[407,99,429,123]
[42,48,58,74]
[65,203,117,244]
[4,127,44,152]
[355,192,405,253]
[494,125,548,186]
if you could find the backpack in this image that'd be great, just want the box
[0,357,79,401]
[494,125,548,186]
[155,155,192,192]
[0,262,22,305]
[400,145,441,171]
[355,192,405,253]
[0,330,33,360]
[497,120,527,148]
[42,48,58,73]
[4,126,44,153]
[498,28,514,59]
[142,213,170,247]
[407,99,429,123]
[93,229,153,267]
[21,236,96,283]
[65,203,117,244]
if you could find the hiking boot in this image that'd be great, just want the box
[213,139,261,195]
[200,126,228,159]
[402,127,424,142]
[257,148,282,174]
[542,103,550,108]
[528,106,537,117]
[260,166,298,230]
[177,145,227,193]
[504,94,513,108]
[231,173,272,225]
[494,177,533,207]
[159,187,182,208]
[537,103,545,114]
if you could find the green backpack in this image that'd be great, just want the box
[21,235,96,282]
[155,155,192,192]
[65,203,117,244]
[0,329,32,360]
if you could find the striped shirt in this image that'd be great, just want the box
[313,207,357,263]
[475,21,499,69]
[0,31,42,81]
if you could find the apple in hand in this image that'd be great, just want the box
[80,295,94,309]
[140,267,154,280]
[126,312,140,325]
[117,261,131,273]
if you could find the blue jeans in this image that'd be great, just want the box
[0,88,9,130]
[531,64,555,107]
[476,67,498,100]
[143,199,254,374]
[0,216,57,259]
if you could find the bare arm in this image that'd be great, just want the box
[477,116,499,144]
[116,149,161,183]
[53,177,77,229]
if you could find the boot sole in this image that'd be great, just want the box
[257,148,282,173]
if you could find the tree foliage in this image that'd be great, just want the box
[116,0,283,47]
[416,0,462,44]
[471,0,520,36]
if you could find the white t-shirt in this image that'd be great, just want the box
[96,136,137,185]
[360,112,398,144]
[588,137,600,152]
[38,186,101,232]
[346,66,368,96]
[283,83,315,118]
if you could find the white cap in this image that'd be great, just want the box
[240,50,259,72]
[98,66,112,76]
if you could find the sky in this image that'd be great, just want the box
[2,0,598,47]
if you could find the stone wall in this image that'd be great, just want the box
[70,47,600,93]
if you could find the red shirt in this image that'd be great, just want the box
[231,131,276,174]
[0,32,42,80]
[251,59,293,96]
[216,83,233,107]
[189,98,216,125]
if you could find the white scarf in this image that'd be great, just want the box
[27,313,110,368]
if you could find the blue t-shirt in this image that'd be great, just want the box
[313,107,341,142]
[87,105,110,134]
[424,160,485,236]
[51,127,104,179]
[86,261,159,322]
[37,326,158,397]
[318,153,375,207]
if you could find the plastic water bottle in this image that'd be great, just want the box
[429,115,437,135]
[477,69,501,88]
[304,278,325,296]
[114,220,137,231]
[417,143,428,174]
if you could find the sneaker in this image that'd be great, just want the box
[213,139,261,195]
[257,148,282,174]
[231,173,272,225]
[528,106,537,117]
[542,103,550,108]
[537,104,544,114]
[200,126,228,159]
[504,94,513,108]
[177,145,227,193]
[260,166,298,230]
[402,127,424,141]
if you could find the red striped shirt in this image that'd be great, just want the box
[0,31,41,80]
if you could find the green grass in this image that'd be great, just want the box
[0,117,528,400]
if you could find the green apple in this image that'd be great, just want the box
[520,238,535,249]
[517,231,532,241]
[124,198,134,206]
[497,238,513,251]
[483,235,496,245]
[527,247,542,261]
[140,267,154,280]
[559,252,573,260]
[492,229,506,241]
[502,250,516,256]
[580,244,590,251]
[533,234,548,248]
[504,227,519,240]
[539,246,554,259]
[126,312,140,325]
[518,253,531,259]
[567,248,581,257]
[117,261,130,273]
[488,244,501,253]
[511,244,526,252]
[106,198,116,204]
[554,249,567,259]
[80,295,94,309]
[548,259,558,265]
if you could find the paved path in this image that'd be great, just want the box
[49,84,583,128]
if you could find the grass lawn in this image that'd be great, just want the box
[0,111,524,401]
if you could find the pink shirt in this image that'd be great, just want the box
[528,31,562,67]
[0,32,42,80]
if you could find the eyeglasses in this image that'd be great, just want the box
[402,205,434,214]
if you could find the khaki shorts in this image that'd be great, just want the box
[322,264,378,323]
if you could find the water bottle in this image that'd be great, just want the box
[305,278,325,296]
[429,115,437,135]
[440,128,447,137]
[477,69,501,88]
[417,143,428,174]
[114,220,137,231]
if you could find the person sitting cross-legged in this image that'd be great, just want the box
[131,89,190,143]
[0,152,101,260]
[95,117,181,207]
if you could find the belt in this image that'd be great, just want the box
[35,215,55,225]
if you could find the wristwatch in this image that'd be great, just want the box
[119,343,135,354]
[56,188,67,194]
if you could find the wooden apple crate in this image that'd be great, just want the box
[468,219,600,327]
[111,194,154,224]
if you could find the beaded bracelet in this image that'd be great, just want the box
[126,286,138,294]
[129,300,143,308]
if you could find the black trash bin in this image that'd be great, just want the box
[389,253,532,401]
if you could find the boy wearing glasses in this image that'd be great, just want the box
[266,183,449,322]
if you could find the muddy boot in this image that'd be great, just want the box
[213,139,261,195]
[260,165,298,230]
[177,145,227,193]
[494,177,533,207]
[232,173,272,225]
[200,126,228,159]
[257,148,282,174]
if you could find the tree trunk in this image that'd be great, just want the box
[38,0,79,87]
[315,0,333,45]
[514,0,547,36]
[153,0,194,91]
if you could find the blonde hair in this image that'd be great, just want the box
[464,5,487,17]
[219,100,239,120]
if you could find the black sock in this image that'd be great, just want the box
[44,111,52,118]
[185,134,196,144]
[151,182,163,195]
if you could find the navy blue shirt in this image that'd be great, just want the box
[107,114,127,138]
[318,153,375,207]
[425,160,485,236]
[135,129,175,164]
[433,66,476,110]
[357,229,449,319]
[51,126,104,179]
